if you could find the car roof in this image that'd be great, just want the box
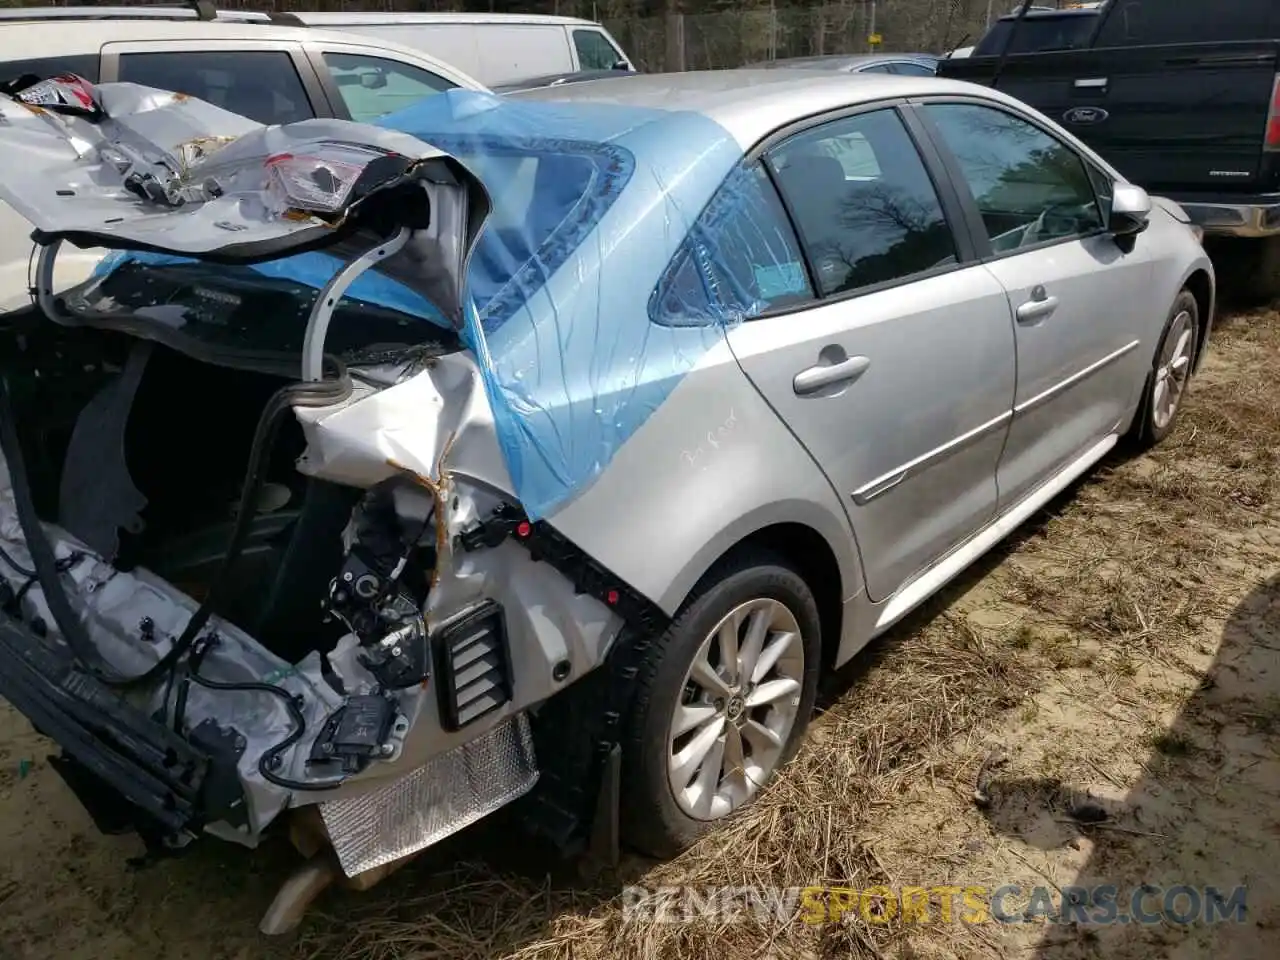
[995,6,1101,19]
[289,11,599,28]
[0,6,602,27]
[760,52,938,69]
[510,69,1003,148]
[0,18,476,75]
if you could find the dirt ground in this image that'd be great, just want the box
[0,305,1277,960]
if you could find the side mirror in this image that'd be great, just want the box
[359,70,388,90]
[611,59,632,71]
[1109,182,1151,238]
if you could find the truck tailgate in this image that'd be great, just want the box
[940,41,1280,195]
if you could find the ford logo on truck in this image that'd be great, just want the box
[1063,106,1109,125]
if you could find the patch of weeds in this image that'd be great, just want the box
[1150,730,1195,758]
[1110,654,1139,678]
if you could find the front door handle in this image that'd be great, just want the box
[793,354,871,395]
[1074,77,1108,90]
[1016,286,1059,324]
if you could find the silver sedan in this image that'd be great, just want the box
[0,67,1212,911]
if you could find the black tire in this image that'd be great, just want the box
[618,550,822,858]
[1127,288,1199,451]
[1206,235,1280,307]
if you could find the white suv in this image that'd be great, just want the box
[0,8,485,313]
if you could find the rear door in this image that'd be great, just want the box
[942,0,1280,196]
[1079,0,1280,194]
[101,40,326,125]
[723,105,1017,601]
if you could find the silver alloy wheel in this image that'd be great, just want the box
[1152,309,1194,430]
[667,597,806,821]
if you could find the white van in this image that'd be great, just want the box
[288,12,635,87]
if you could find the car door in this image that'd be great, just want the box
[723,106,1018,602]
[102,40,326,125]
[916,99,1154,508]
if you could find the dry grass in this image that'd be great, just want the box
[3,309,1276,960]
[293,609,1035,960]
[289,309,1280,960]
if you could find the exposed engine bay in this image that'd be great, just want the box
[0,74,631,912]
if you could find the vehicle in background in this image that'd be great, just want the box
[0,8,485,315]
[491,68,636,95]
[969,5,1104,56]
[283,11,635,87]
[940,0,1280,302]
[745,52,939,75]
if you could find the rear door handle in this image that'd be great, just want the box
[793,355,871,395]
[1074,76,1108,90]
[1016,285,1059,324]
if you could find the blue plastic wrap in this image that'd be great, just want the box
[372,90,756,519]
[89,89,798,520]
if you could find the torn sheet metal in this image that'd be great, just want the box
[0,77,490,329]
[320,712,537,877]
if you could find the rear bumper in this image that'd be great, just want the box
[0,612,213,842]
[1173,194,1280,238]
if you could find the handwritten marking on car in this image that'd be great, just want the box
[680,408,738,469]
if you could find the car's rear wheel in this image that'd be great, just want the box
[619,552,821,858]
[1129,288,1199,450]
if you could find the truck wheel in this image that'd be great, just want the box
[619,552,821,858]
[1207,236,1280,306]
[1128,288,1199,450]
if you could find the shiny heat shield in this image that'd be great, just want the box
[318,713,538,877]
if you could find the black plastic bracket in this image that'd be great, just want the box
[458,502,670,634]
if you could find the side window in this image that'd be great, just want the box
[1095,0,1278,47]
[322,52,455,123]
[923,103,1104,252]
[650,163,813,326]
[118,51,311,125]
[573,29,623,70]
[766,108,957,298]
[0,55,100,83]
[893,61,936,76]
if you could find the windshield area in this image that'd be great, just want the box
[974,12,1100,54]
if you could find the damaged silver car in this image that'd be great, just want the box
[0,69,1213,931]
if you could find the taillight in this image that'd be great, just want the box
[1265,74,1280,152]
[264,145,379,214]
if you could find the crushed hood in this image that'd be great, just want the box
[0,74,490,328]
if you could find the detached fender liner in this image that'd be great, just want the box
[0,613,209,837]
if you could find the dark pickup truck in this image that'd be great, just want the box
[940,0,1280,300]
